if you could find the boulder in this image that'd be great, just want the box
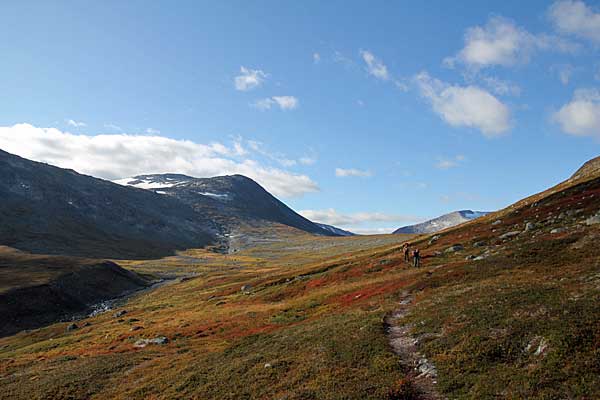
[585,213,600,225]
[499,231,521,240]
[525,222,537,231]
[66,323,78,331]
[113,310,127,318]
[241,285,252,293]
[428,235,441,245]
[472,241,486,247]
[492,220,502,226]
[444,244,464,253]
[134,336,169,348]
[551,228,566,234]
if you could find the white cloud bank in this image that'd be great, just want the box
[415,72,511,137]
[0,123,318,198]
[335,168,372,177]
[234,66,267,91]
[299,208,423,229]
[253,96,299,111]
[549,0,600,44]
[553,88,600,138]
[445,16,578,69]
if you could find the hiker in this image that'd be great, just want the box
[413,248,421,268]
[403,243,410,262]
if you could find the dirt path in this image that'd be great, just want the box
[384,292,446,400]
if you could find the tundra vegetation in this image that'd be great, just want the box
[1,171,600,399]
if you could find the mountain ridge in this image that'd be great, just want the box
[393,209,489,234]
[0,150,334,259]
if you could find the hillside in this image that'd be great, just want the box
[1,157,599,399]
[0,151,334,259]
[0,150,217,259]
[571,155,600,180]
[0,246,150,337]
[394,210,489,234]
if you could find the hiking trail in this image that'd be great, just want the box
[384,292,446,400]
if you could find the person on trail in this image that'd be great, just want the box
[403,243,410,263]
[413,248,421,268]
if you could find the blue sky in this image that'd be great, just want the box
[1,1,600,233]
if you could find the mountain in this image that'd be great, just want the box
[315,223,356,236]
[571,155,600,180]
[0,150,218,259]
[393,209,489,234]
[0,150,334,258]
[115,174,334,237]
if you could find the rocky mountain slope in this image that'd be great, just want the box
[0,150,218,259]
[393,209,489,234]
[115,174,334,237]
[570,155,600,180]
[0,151,334,259]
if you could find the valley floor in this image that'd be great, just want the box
[2,180,600,400]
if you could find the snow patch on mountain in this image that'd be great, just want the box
[199,192,230,200]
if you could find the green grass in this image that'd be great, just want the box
[2,175,600,399]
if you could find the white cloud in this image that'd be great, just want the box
[335,167,372,177]
[549,0,600,44]
[253,96,298,111]
[553,88,600,138]
[234,66,267,91]
[333,50,354,68]
[299,208,423,228]
[66,119,86,128]
[415,71,511,137]
[299,156,317,165]
[313,52,321,64]
[480,75,521,96]
[551,64,576,85]
[436,155,466,170]
[146,128,160,134]
[104,123,122,132]
[445,16,578,69]
[272,96,298,110]
[244,139,312,167]
[0,123,319,198]
[360,50,389,80]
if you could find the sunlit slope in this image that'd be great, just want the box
[1,158,600,399]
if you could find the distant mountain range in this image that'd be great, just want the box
[394,210,489,234]
[0,150,335,259]
[315,223,355,236]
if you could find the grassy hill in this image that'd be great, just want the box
[0,246,150,338]
[1,163,600,399]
